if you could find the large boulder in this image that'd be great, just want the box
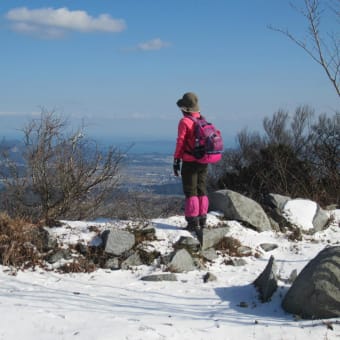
[208,190,272,232]
[103,229,135,256]
[168,248,196,273]
[282,246,340,319]
[283,199,330,233]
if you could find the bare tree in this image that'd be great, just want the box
[263,109,291,145]
[290,105,314,152]
[269,0,340,96]
[0,110,124,225]
[308,112,340,203]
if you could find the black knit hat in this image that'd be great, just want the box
[176,92,200,112]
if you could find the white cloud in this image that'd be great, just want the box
[6,7,126,38]
[10,22,66,39]
[137,38,171,51]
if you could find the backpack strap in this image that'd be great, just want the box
[181,115,197,156]
[183,114,207,157]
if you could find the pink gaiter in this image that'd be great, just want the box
[184,196,199,217]
[198,195,209,216]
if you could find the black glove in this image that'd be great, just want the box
[173,158,181,176]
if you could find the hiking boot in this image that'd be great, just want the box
[184,216,199,231]
[199,215,207,228]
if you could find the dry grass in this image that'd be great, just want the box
[214,236,243,256]
[58,258,97,273]
[0,212,44,268]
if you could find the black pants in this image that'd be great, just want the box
[181,161,208,198]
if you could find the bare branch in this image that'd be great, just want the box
[269,0,340,96]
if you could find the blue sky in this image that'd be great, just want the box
[1,0,339,148]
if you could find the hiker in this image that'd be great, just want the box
[173,92,209,230]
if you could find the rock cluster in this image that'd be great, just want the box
[23,189,338,319]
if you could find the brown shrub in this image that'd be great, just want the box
[0,212,44,268]
[58,258,97,273]
[214,236,242,256]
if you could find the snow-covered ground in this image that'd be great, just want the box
[0,200,339,340]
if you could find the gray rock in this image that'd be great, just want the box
[260,243,279,252]
[267,193,291,211]
[103,229,135,256]
[121,252,143,270]
[312,206,330,232]
[141,273,177,281]
[174,236,201,253]
[104,257,120,270]
[200,227,230,251]
[200,249,218,261]
[208,190,272,232]
[168,248,196,273]
[253,255,278,302]
[282,246,340,319]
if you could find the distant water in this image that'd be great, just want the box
[97,137,234,155]
[130,140,175,154]
[105,140,175,154]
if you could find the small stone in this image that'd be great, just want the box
[203,272,217,283]
[141,274,177,281]
[260,243,279,252]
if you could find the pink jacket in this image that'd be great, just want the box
[174,112,201,162]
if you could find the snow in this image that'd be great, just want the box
[283,198,317,230]
[0,201,339,340]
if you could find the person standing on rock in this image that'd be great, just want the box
[173,92,209,231]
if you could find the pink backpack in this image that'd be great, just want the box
[187,115,223,164]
